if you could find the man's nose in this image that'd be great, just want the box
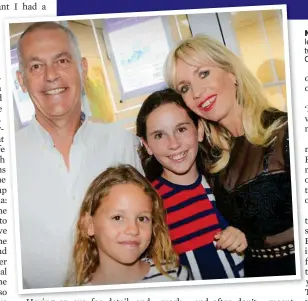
[45,64,60,82]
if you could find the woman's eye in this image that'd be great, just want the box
[180,85,189,94]
[112,215,123,221]
[200,70,210,78]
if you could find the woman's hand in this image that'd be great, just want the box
[214,226,247,253]
[264,227,294,247]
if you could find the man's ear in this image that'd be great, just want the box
[141,138,153,156]
[81,57,88,82]
[16,70,28,93]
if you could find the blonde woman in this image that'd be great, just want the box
[164,34,294,277]
[66,164,191,286]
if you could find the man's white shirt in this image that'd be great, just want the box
[15,116,143,289]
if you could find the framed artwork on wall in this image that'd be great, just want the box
[102,16,173,101]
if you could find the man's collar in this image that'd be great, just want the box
[31,112,88,147]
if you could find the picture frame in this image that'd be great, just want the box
[101,16,173,101]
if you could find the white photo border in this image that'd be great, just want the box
[4,3,301,295]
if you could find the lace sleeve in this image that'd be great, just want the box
[263,125,293,247]
[213,177,265,247]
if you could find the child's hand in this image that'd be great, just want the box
[214,226,247,253]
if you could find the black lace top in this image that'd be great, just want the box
[213,119,293,249]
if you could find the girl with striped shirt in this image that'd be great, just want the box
[66,164,191,286]
[136,89,246,280]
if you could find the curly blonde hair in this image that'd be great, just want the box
[65,164,178,286]
[164,34,287,173]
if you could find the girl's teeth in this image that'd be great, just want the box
[170,151,186,160]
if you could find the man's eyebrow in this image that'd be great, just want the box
[54,52,72,60]
[26,52,72,63]
[27,56,42,62]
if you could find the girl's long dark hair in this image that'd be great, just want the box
[136,88,212,182]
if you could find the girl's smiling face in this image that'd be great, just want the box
[143,102,204,184]
[87,183,153,266]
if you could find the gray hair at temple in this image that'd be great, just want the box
[17,21,82,72]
